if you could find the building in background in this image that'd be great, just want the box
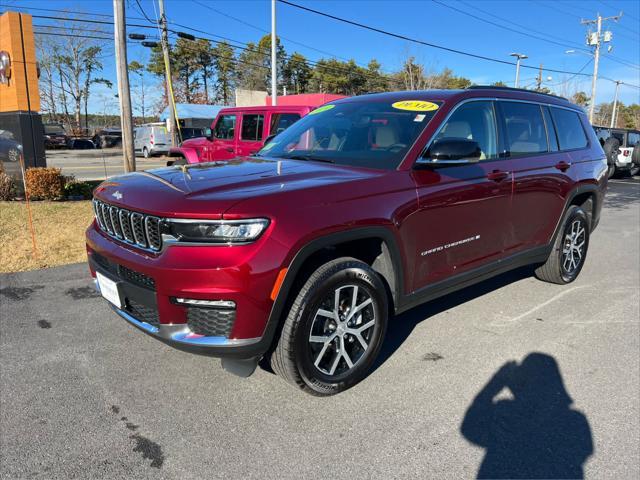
[0,11,46,177]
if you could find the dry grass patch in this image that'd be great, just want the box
[0,201,94,272]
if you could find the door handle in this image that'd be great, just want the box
[487,170,509,182]
[225,147,234,152]
[555,161,571,172]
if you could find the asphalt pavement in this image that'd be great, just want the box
[45,149,166,181]
[1,178,638,479]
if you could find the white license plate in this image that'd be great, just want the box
[96,272,121,308]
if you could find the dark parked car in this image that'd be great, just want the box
[87,87,607,395]
[43,123,69,149]
[92,128,122,149]
[0,129,21,162]
[67,138,96,150]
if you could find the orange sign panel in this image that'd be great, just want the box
[0,12,40,112]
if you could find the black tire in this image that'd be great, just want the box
[143,147,150,159]
[271,257,389,396]
[171,157,187,166]
[603,137,620,179]
[535,206,590,284]
[631,143,640,176]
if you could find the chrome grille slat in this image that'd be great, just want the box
[110,207,124,238]
[92,200,162,252]
[131,213,147,248]
[119,209,135,242]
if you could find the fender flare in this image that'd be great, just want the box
[169,146,200,164]
[549,183,601,243]
[260,226,405,350]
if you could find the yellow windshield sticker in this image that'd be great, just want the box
[392,100,439,112]
[309,104,336,115]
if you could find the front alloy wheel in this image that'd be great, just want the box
[271,257,389,396]
[308,284,376,376]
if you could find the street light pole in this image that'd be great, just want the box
[610,80,621,128]
[271,0,277,105]
[113,0,135,172]
[510,53,528,88]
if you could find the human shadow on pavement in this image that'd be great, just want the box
[460,353,593,479]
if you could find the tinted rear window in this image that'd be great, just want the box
[551,108,588,150]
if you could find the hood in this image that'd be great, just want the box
[93,157,379,219]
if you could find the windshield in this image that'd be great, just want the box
[258,101,440,170]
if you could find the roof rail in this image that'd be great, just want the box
[467,85,569,102]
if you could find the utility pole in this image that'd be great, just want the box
[582,12,621,123]
[159,0,178,147]
[536,63,543,91]
[610,80,621,128]
[113,0,135,172]
[510,53,528,88]
[271,0,277,105]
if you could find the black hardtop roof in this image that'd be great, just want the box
[332,86,579,110]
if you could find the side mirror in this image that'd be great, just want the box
[263,133,277,146]
[418,138,481,166]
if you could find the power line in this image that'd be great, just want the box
[34,31,113,41]
[189,0,356,65]
[431,0,591,53]
[431,0,638,70]
[0,3,149,22]
[133,0,158,26]
[277,0,640,86]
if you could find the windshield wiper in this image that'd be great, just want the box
[282,153,334,163]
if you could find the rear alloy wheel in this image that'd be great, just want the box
[143,147,150,159]
[271,258,388,396]
[535,205,590,284]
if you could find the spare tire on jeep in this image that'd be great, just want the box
[603,137,619,178]
[630,142,640,176]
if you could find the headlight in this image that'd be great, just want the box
[167,219,269,243]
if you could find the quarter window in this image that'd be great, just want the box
[270,113,301,135]
[501,102,548,156]
[213,114,236,140]
[241,114,265,141]
[551,108,588,150]
[434,101,498,160]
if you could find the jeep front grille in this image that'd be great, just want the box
[93,199,162,251]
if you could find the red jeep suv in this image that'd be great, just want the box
[87,87,607,396]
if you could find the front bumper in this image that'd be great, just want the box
[86,220,288,359]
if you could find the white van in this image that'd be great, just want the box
[134,123,170,158]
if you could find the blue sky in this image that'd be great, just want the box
[6,0,640,113]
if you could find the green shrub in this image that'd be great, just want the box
[25,167,65,200]
[64,180,94,199]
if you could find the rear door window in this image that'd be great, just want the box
[213,114,237,140]
[241,114,265,141]
[500,101,548,156]
[269,113,301,135]
[551,108,588,150]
